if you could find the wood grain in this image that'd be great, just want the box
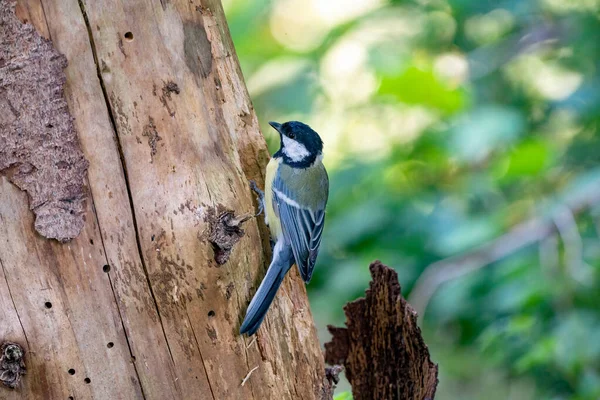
[1,0,327,398]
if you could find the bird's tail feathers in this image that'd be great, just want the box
[240,243,292,335]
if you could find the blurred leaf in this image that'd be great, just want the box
[379,66,466,113]
[578,369,600,400]
[515,337,556,373]
[334,392,353,400]
[554,312,600,375]
[449,105,525,162]
[504,139,550,178]
[434,216,498,255]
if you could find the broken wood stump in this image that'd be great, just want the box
[325,261,438,400]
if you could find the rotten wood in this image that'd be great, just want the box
[319,365,343,399]
[0,342,26,389]
[0,0,327,398]
[325,261,439,400]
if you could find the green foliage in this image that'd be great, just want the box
[225,0,600,398]
[333,392,353,400]
[379,66,466,113]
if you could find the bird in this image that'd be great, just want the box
[240,121,329,336]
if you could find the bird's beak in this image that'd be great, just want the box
[269,121,282,134]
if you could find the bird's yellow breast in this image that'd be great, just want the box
[264,156,283,239]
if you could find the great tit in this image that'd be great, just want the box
[240,121,329,335]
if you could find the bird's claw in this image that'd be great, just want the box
[255,203,264,217]
[249,180,265,217]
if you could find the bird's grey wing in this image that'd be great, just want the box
[272,178,326,283]
[306,210,325,279]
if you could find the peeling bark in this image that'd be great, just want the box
[325,261,439,400]
[0,0,88,242]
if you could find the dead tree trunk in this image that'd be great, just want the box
[0,0,327,398]
[325,261,438,400]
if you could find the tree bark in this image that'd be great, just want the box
[0,0,326,398]
[325,261,438,400]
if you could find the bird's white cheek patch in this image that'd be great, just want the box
[282,136,310,162]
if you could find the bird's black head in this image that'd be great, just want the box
[269,121,323,168]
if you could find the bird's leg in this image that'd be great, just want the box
[249,180,274,251]
[249,180,265,217]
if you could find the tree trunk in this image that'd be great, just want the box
[0,0,326,398]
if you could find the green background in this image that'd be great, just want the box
[225,0,600,398]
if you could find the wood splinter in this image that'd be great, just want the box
[240,366,259,387]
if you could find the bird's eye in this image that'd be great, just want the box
[288,133,295,139]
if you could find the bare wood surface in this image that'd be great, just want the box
[0,0,327,398]
[325,261,438,400]
[0,179,143,399]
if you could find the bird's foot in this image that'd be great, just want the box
[249,180,265,217]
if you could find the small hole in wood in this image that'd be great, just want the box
[131,356,136,362]
[208,310,215,317]
[107,342,114,349]
[84,377,91,384]
[89,239,94,245]
[68,369,75,375]
[68,397,74,400]
[124,32,133,41]
[103,265,110,273]
[45,302,52,309]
